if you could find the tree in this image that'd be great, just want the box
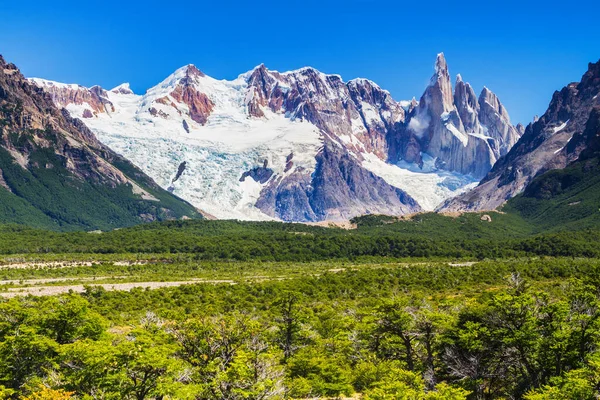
[375,299,417,370]
[275,293,301,363]
[19,385,73,400]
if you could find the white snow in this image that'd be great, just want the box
[551,120,569,134]
[445,122,469,147]
[59,68,323,220]
[360,101,381,124]
[361,153,478,211]
[29,78,84,91]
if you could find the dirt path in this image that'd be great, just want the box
[0,279,235,298]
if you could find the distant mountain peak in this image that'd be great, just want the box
[111,82,133,95]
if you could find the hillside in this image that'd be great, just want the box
[504,107,600,232]
[0,56,200,231]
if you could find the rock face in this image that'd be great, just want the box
[31,54,520,222]
[0,55,198,230]
[441,59,600,212]
[387,54,521,179]
[30,78,115,116]
[256,144,419,221]
[243,64,406,160]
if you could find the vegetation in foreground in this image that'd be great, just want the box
[0,258,600,399]
[0,154,598,398]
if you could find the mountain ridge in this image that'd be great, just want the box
[31,54,521,222]
[441,58,600,212]
[0,55,200,230]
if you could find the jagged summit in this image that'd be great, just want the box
[441,59,600,212]
[111,82,133,95]
[390,54,521,178]
[435,52,448,73]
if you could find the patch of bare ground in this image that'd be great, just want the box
[0,260,148,270]
[305,220,357,229]
[0,279,235,298]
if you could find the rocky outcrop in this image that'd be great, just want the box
[256,144,420,222]
[31,78,114,115]
[240,160,274,184]
[244,65,405,160]
[111,83,134,95]
[169,66,214,125]
[388,53,521,179]
[440,59,600,212]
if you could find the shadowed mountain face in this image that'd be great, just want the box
[0,55,199,230]
[440,59,600,212]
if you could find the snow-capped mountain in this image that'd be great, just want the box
[387,54,521,179]
[440,59,600,212]
[32,54,521,221]
[0,55,198,230]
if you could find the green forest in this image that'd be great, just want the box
[0,155,598,399]
[2,257,600,399]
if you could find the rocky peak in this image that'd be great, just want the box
[151,64,215,125]
[431,53,454,112]
[29,79,114,115]
[454,76,479,132]
[392,54,521,178]
[184,64,204,79]
[111,83,133,95]
[440,58,600,212]
[479,87,509,121]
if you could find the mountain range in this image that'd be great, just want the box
[0,52,598,227]
[30,53,524,222]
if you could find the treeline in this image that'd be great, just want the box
[0,221,599,260]
[1,260,600,399]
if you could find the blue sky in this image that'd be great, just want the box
[1,0,598,125]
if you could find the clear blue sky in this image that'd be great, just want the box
[1,0,598,125]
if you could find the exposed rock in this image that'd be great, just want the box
[82,109,93,118]
[480,214,492,222]
[111,83,133,95]
[240,159,274,184]
[389,53,521,179]
[170,83,213,125]
[441,59,600,212]
[244,65,405,160]
[256,144,421,222]
[32,79,114,114]
[172,161,187,183]
[182,119,190,133]
[148,107,169,119]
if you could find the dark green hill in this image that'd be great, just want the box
[503,156,600,232]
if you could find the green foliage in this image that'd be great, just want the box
[505,156,600,233]
[0,144,199,232]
